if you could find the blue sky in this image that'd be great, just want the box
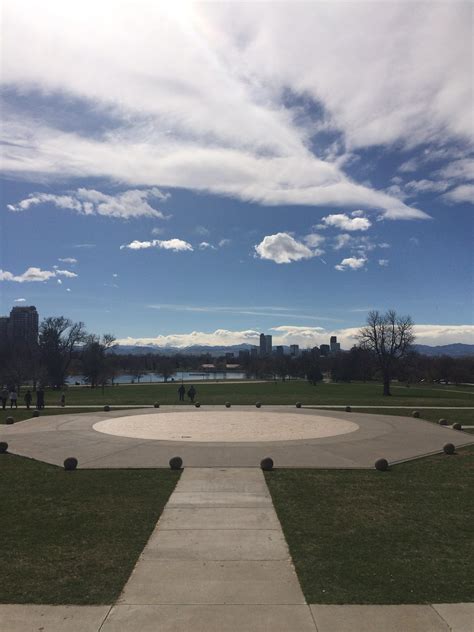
[1,2,473,349]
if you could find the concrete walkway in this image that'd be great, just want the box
[101,467,316,631]
[1,469,472,631]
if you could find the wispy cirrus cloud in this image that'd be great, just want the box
[7,188,169,219]
[4,2,467,219]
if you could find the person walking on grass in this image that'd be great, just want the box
[0,387,8,410]
[60,392,66,407]
[24,390,32,410]
[187,385,196,403]
[178,384,186,402]
[9,389,18,409]
[36,388,45,410]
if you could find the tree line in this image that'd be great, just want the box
[0,311,472,394]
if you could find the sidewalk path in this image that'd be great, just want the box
[1,468,472,631]
[101,467,316,631]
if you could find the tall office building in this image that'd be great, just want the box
[6,306,39,346]
[275,345,284,356]
[259,333,273,356]
[289,344,300,357]
[259,333,266,356]
[265,335,272,355]
[330,336,341,354]
[0,317,9,341]
[319,344,330,356]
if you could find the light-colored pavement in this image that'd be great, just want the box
[1,406,472,469]
[1,468,472,631]
[101,467,316,631]
[309,603,474,631]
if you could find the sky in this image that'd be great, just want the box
[0,1,473,349]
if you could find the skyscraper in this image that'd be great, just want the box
[330,336,341,354]
[265,335,272,355]
[7,306,39,347]
[259,333,266,356]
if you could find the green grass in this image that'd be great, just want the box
[0,454,179,604]
[30,380,474,407]
[265,446,474,604]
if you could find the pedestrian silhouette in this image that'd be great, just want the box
[0,388,8,410]
[9,389,18,409]
[187,385,196,403]
[36,388,45,410]
[178,384,186,401]
[24,390,32,410]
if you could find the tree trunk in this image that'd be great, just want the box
[383,375,391,396]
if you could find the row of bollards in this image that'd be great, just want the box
[0,443,460,470]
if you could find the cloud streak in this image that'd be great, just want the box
[7,188,168,219]
[2,2,461,218]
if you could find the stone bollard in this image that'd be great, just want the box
[154,402,160,408]
[255,402,262,408]
[169,456,183,470]
[104,405,111,412]
[412,411,420,418]
[33,411,40,418]
[443,443,455,455]
[225,402,231,408]
[0,442,8,454]
[438,418,448,426]
[295,402,302,408]
[6,417,14,425]
[345,406,351,412]
[63,457,78,471]
[260,457,274,471]
[375,458,389,471]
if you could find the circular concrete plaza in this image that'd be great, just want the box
[1,406,471,469]
[93,410,359,442]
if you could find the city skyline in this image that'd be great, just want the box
[1,3,472,348]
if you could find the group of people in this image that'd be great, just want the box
[0,387,59,410]
[178,384,197,402]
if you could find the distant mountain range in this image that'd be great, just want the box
[112,342,474,357]
[412,343,474,357]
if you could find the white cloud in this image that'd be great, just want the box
[438,159,474,182]
[333,234,352,250]
[335,257,367,271]
[58,257,78,264]
[378,259,389,267]
[151,227,165,236]
[57,279,63,284]
[303,233,325,248]
[1,267,62,283]
[115,323,474,349]
[7,188,169,219]
[55,269,78,278]
[120,238,193,252]
[14,298,26,302]
[254,233,319,264]
[398,159,418,173]
[404,179,449,194]
[442,184,474,204]
[218,239,231,247]
[198,241,216,250]
[4,2,463,218]
[322,213,371,231]
[409,236,420,246]
[196,226,210,236]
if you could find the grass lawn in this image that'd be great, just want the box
[27,380,474,408]
[265,446,474,604]
[0,454,179,604]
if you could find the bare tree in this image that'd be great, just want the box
[39,317,87,388]
[357,310,415,396]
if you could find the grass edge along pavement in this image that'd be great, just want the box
[0,453,180,604]
[24,380,474,408]
[265,445,474,605]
